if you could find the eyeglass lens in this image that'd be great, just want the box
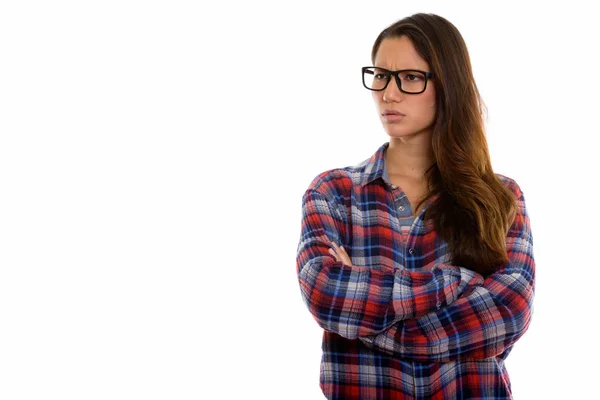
[363,68,427,93]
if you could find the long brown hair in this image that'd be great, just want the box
[371,13,517,277]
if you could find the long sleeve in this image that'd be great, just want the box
[296,189,484,340]
[358,190,535,362]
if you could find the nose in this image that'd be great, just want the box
[382,76,403,102]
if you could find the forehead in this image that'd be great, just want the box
[374,36,429,71]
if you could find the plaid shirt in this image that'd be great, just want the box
[296,142,535,399]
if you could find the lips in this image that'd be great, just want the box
[382,110,405,122]
[382,110,405,116]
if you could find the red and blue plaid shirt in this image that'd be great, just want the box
[296,141,535,399]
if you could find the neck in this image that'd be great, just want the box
[385,135,435,180]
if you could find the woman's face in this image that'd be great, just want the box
[371,36,437,140]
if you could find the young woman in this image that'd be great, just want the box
[296,13,535,399]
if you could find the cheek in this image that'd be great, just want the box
[416,95,437,124]
[427,87,437,108]
[423,90,437,113]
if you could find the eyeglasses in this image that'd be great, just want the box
[362,66,434,94]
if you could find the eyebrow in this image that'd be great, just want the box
[373,66,424,71]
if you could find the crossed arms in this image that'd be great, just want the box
[296,186,535,362]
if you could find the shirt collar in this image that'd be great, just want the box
[360,141,392,187]
[362,142,440,207]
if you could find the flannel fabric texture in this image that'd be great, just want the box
[296,141,535,399]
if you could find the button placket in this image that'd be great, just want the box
[390,184,407,214]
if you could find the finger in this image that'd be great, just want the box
[328,248,340,260]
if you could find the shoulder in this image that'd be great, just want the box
[494,173,524,200]
[303,157,371,200]
[494,173,530,223]
[304,168,351,200]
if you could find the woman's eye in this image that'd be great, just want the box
[374,74,388,80]
[405,74,421,81]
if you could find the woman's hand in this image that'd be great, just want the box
[328,242,354,267]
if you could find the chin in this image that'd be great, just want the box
[385,126,430,138]
[385,129,415,137]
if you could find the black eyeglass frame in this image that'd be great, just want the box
[362,66,435,94]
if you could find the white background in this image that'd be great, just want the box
[1,1,598,399]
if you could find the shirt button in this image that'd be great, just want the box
[408,248,415,255]
[436,301,442,309]
[398,205,405,211]
[391,184,397,189]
